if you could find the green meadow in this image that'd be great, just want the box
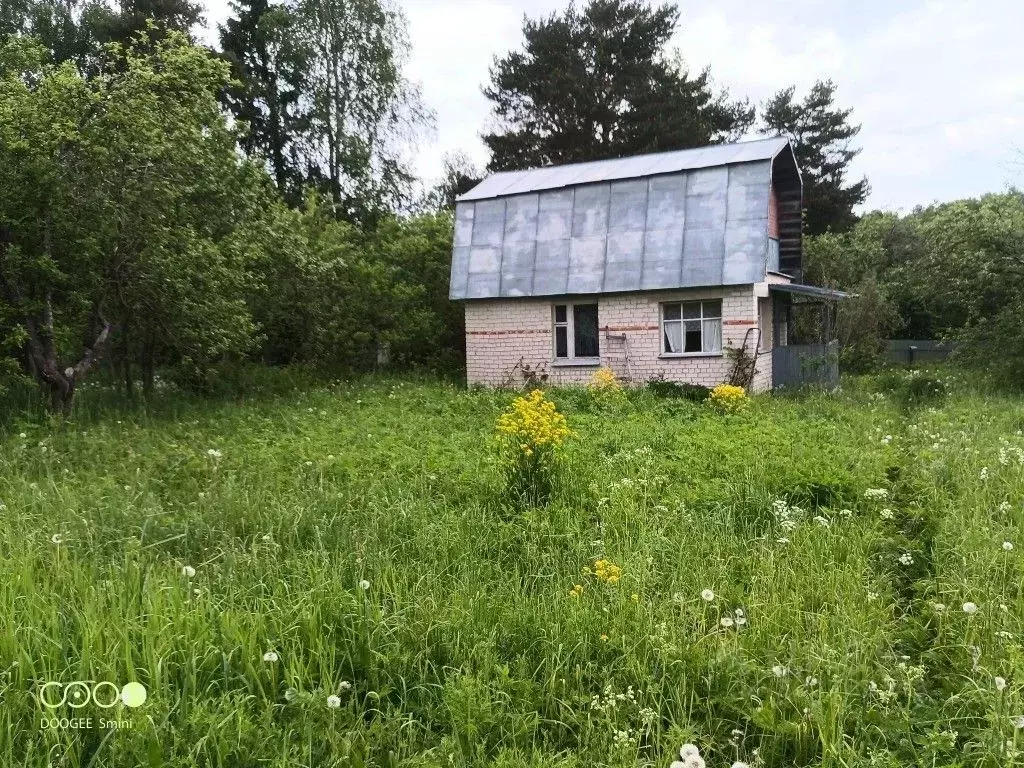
[1,371,1023,767]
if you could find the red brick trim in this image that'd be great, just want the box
[466,328,550,336]
[723,319,757,326]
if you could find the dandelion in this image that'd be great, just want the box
[679,745,701,760]
[720,616,735,628]
[19,432,26,439]
[772,665,788,678]
[600,633,609,642]
[1011,715,1024,729]
[963,602,979,614]
[732,763,750,768]
[805,676,818,688]
[262,651,279,663]
[326,694,341,708]
[701,589,715,602]
[338,681,352,690]
[359,579,370,590]
[996,676,1008,691]
[1003,541,1014,551]
[285,687,297,702]
[933,603,946,612]
[50,533,63,545]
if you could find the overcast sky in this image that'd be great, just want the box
[201,0,1024,212]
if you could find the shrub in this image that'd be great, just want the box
[494,389,572,508]
[707,384,749,413]
[588,366,621,393]
[646,378,710,402]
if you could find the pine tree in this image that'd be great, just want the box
[482,0,753,172]
[761,80,869,235]
[219,0,310,205]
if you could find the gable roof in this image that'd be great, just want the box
[449,138,800,301]
[457,136,793,202]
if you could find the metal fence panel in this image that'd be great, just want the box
[772,342,839,388]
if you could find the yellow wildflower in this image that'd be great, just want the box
[600,633,609,642]
[495,389,572,451]
[593,558,623,584]
[631,593,639,603]
[568,584,584,598]
[707,384,749,413]
[588,366,622,392]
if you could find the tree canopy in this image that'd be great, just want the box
[482,0,753,172]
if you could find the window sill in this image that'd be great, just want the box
[551,357,602,367]
[659,352,723,359]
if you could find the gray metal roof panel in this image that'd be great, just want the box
[458,137,790,202]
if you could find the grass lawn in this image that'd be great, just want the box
[1,371,1023,767]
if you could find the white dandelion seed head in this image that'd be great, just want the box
[772,664,788,678]
[933,603,946,612]
[1012,715,1024,729]
[996,676,1008,691]
[720,616,735,628]
[1004,541,1014,551]
[182,565,196,578]
[326,694,341,708]
[679,744,701,760]
[50,533,63,545]
[359,579,371,590]
[669,762,686,768]
[285,687,297,702]
[682,757,705,768]
[732,762,750,768]
[700,589,714,602]
[338,680,352,690]
[963,602,979,614]
[262,651,279,663]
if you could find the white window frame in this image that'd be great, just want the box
[552,302,600,361]
[660,299,723,355]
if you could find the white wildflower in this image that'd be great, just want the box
[1011,715,1024,729]
[963,602,978,614]
[720,616,734,628]
[262,651,279,663]
[898,552,914,566]
[182,565,196,578]
[338,680,352,690]
[980,467,989,480]
[933,603,946,612]
[996,676,1008,692]
[700,589,715,602]
[880,508,894,520]
[771,664,788,678]
[206,448,222,458]
[1003,541,1014,551]
[326,694,341,708]
[285,687,297,702]
[50,533,63,545]
[864,488,889,500]
[359,579,371,590]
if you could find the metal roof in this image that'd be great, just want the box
[449,138,799,301]
[769,283,850,300]
[457,136,792,202]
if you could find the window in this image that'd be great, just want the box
[662,300,722,354]
[553,303,599,359]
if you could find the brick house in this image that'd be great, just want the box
[448,137,844,390]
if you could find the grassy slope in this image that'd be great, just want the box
[0,373,1022,767]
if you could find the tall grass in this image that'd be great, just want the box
[0,370,1022,767]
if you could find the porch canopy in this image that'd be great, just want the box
[768,283,851,301]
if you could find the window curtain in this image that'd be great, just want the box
[704,319,722,352]
[663,321,682,353]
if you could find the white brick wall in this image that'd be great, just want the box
[464,285,776,391]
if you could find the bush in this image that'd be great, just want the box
[494,389,572,508]
[647,378,710,402]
